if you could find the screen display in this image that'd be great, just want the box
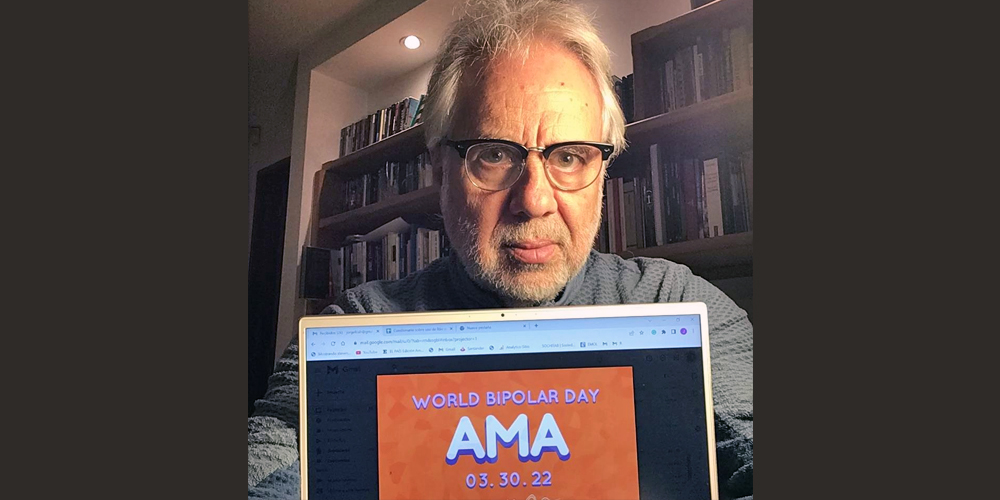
[304,314,710,500]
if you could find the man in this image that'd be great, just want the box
[249,1,752,498]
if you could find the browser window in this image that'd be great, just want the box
[303,314,711,500]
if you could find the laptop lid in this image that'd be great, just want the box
[299,302,717,500]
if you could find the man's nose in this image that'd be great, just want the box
[507,154,557,219]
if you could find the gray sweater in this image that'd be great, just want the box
[248,250,753,499]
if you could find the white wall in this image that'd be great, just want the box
[249,57,298,251]
[368,61,435,113]
[582,0,692,78]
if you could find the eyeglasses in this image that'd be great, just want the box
[443,138,614,192]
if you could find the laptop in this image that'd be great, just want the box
[298,302,718,500]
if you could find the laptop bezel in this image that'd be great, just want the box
[298,302,717,500]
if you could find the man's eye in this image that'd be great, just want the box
[552,151,584,170]
[478,147,509,164]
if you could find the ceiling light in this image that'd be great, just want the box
[401,35,421,50]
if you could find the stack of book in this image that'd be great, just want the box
[332,218,451,295]
[339,95,423,157]
[340,151,433,213]
[598,144,752,253]
[658,23,752,115]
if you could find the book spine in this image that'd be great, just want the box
[693,43,704,103]
[346,243,352,288]
[682,46,696,107]
[721,28,734,94]
[330,248,343,296]
[666,159,682,243]
[648,144,665,246]
[704,34,719,100]
[718,153,734,235]
[680,159,698,241]
[614,178,626,252]
[416,227,429,270]
[398,230,408,279]
[731,25,750,91]
[358,241,368,284]
[702,158,724,237]
[640,176,655,249]
[674,48,688,108]
[657,58,666,114]
[664,60,676,113]
[623,179,637,250]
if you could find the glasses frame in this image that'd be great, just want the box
[443,138,614,192]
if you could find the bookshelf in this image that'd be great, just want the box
[605,0,753,280]
[310,0,753,302]
[313,122,437,248]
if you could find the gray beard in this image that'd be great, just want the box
[446,214,582,306]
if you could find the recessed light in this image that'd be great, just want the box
[401,35,421,50]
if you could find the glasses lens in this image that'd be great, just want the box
[545,144,604,190]
[465,143,524,190]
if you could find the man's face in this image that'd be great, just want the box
[436,41,605,305]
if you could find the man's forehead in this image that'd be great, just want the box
[451,47,602,142]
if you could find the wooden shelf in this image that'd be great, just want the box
[616,231,752,278]
[317,185,441,245]
[320,123,427,180]
[630,0,752,122]
[632,0,752,48]
[624,87,752,141]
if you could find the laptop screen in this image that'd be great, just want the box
[301,306,715,500]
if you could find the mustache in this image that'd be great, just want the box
[492,220,570,246]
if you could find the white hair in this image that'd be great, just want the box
[424,0,627,160]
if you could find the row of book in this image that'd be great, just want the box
[340,152,434,213]
[339,95,424,157]
[658,23,752,114]
[598,145,753,253]
[330,218,451,295]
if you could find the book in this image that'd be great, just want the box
[648,144,666,246]
[721,28,734,94]
[693,43,704,103]
[410,94,426,127]
[623,178,638,250]
[605,178,625,253]
[730,25,750,91]
[331,248,343,296]
[429,229,440,263]
[680,158,699,241]
[664,60,676,112]
[717,152,735,235]
[639,175,656,249]
[702,158,724,237]
[665,159,684,243]
[674,46,690,108]
[703,33,721,100]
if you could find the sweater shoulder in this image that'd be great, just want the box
[581,251,697,303]
[335,257,453,313]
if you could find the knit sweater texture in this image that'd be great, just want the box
[248,250,753,499]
